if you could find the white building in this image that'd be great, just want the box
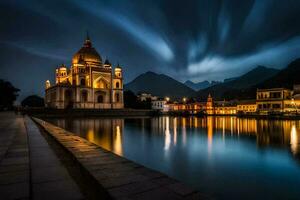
[151,100,168,112]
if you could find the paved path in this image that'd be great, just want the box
[34,117,210,200]
[0,112,30,199]
[0,112,84,200]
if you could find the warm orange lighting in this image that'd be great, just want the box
[114,125,123,156]
[207,116,213,154]
[86,129,95,143]
[290,124,298,155]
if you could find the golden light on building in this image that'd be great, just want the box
[165,97,170,102]
[44,34,124,109]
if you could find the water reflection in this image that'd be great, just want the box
[52,116,300,162]
[291,124,298,155]
[46,116,300,199]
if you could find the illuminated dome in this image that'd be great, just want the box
[72,35,102,65]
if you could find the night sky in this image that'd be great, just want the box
[1,0,300,100]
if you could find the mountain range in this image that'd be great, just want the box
[124,71,195,98]
[195,66,280,100]
[184,80,220,91]
[124,58,300,100]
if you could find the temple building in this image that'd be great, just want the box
[45,35,124,109]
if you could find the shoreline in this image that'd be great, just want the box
[16,108,300,120]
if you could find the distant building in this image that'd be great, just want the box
[137,93,158,102]
[256,88,292,113]
[151,99,168,112]
[206,94,214,115]
[205,95,237,115]
[237,100,257,114]
[45,34,124,109]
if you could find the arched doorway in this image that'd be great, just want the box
[80,79,86,86]
[65,90,73,109]
[97,95,104,103]
[81,90,88,102]
[115,93,120,103]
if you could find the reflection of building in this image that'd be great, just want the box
[256,88,300,113]
[45,34,124,109]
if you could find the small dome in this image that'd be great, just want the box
[72,35,102,65]
[115,63,122,69]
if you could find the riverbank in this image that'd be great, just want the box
[21,108,159,118]
[19,107,300,120]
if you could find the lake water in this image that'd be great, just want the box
[46,116,300,199]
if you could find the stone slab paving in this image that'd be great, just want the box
[33,117,212,200]
[0,112,85,200]
[25,116,84,200]
[0,112,30,200]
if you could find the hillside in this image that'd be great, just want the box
[196,66,280,100]
[125,71,196,98]
[184,80,220,90]
[257,58,300,89]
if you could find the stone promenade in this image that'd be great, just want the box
[0,112,83,200]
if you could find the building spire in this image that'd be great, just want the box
[86,30,90,41]
[84,31,92,48]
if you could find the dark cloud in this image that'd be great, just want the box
[0,0,300,100]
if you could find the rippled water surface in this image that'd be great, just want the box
[46,116,300,199]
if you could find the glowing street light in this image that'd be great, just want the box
[165,97,170,102]
[183,97,187,103]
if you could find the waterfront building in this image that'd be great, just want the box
[45,35,124,109]
[206,94,214,115]
[151,99,168,112]
[256,88,300,113]
[205,95,237,115]
[237,100,257,114]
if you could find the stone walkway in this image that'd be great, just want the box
[0,112,84,200]
[25,117,83,200]
[33,118,211,200]
[0,112,30,199]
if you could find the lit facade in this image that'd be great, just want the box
[151,100,168,111]
[237,100,257,114]
[45,35,124,109]
[256,88,300,113]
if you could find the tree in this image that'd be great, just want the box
[124,90,152,109]
[21,95,44,107]
[124,90,138,108]
[0,79,20,110]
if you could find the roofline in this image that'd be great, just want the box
[257,88,292,92]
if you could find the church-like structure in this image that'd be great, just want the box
[45,35,124,109]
